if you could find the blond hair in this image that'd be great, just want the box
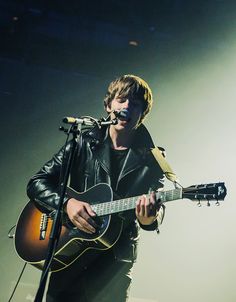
[104,74,153,125]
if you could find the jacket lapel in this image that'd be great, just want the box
[117,148,144,184]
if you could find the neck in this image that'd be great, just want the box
[109,126,135,150]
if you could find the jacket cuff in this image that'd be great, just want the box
[139,219,158,231]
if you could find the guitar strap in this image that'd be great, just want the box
[151,147,178,184]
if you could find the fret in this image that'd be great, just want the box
[91,188,182,216]
[161,188,182,202]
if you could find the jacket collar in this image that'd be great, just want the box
[92,124,155,180]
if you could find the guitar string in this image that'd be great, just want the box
[92,188,182,216]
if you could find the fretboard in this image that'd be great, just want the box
[91,188,182,217]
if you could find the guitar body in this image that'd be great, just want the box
[15,183,123,272]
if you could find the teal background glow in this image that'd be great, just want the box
[0,1,235,301]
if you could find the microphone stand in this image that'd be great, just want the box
[34,116,117,302]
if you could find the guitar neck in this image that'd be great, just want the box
[91,188,182,217]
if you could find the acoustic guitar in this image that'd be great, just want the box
[14,182,226,272]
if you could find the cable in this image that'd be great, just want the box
[7,262,27,302]
[8,225,16,239]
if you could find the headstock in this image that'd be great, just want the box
[182,182,227,206]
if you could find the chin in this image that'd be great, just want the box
[116,122,137,132]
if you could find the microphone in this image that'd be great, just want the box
[113,109,131,121]
[63,116,96,125]
[63,116,118,126]
[63,110,131,126]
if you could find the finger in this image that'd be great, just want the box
[80,218,96,234]
[144,195,150,217]
[76,214,96,233]
[135,200,140,217]
[150,191,156,204]
[156,188,164,208]
[79,203,98,228]
[77,207,91,221]
[138,195,146,217]
[136,196,142,211]
[150,190,163,211]
[84,203,96,217]
[155,198,163,211]
[87,216,100,229]
[71,218,94,234]
[149,191,157,216]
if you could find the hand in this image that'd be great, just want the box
[66,198,97,234]
[135,191,161,226]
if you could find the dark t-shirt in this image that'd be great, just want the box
[110,148,129,192]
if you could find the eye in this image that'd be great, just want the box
[116,98,126,103]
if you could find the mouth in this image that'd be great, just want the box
[114,109,131,122]
[119,118,129,123]
[118,116,131,124]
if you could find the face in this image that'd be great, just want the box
[106,93,144,132]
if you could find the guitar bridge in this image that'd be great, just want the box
[39,213,48,240]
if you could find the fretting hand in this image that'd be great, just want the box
[135,191,161,225]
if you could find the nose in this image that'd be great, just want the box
[123,99,130,109]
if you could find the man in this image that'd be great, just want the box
[27,74,166,301]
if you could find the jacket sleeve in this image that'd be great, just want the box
[27,142,73,212]
[138,146,166,232]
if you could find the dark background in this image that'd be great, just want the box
[0,1,235,301]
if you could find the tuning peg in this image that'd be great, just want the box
[197,201,202,207]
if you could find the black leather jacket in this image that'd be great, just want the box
[27,124,165,262]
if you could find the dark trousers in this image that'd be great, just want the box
[46,250,133,302]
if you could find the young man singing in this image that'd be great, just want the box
[27,74,166,302]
